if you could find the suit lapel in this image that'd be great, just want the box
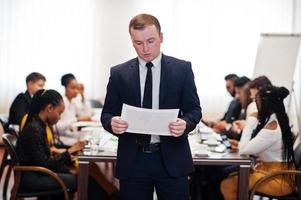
[130,58,141,107]
[159,54,170,109]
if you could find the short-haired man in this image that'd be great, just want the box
[101,14,202,200]
[204,74,242,131]
[8,72,46,125]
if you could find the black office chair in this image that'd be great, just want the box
[0,118,9,134]
[0,123,19,199]
[249,143,301,200]
[0,119,10,189]
[8,124,19,137]
[89,99,103,108]
[2,133,70,200]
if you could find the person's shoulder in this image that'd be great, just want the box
[16,91,31,102]
[14,92,27,100]
[163,54,191,65]
[163,54,192,72]
[22,117,42,134]
[10,92,28,106]
[111,58,138,72]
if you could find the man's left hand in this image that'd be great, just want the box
[169,118,187,137]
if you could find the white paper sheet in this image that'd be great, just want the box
[121,104,179,136]
[72,121,101,128]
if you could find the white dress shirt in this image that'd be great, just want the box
[246,101,257,116]
[138,53,162,143]
[56,95,92,145]
[239,113,283,162]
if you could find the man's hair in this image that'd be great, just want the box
[129,14,161,34]
[224,73,238,81]
[234,76,250,88]
[26,72,46,84]
[249,75,272,89]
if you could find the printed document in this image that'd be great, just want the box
[121,104,179,136]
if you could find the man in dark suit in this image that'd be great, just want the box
[101,14,202,200]
[209,74,242,132]
[8,72,46,126]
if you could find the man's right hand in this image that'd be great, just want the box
[111,116,128,134]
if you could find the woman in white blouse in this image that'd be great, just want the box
[221,86,295,199]
[56,73,92,146]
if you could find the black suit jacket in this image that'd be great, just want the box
[101,54,202,179]
[17,115,72,173]
[8,91,32,125]
[221,99,241,123]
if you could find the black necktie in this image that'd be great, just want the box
[139,62,153,145]
[143,62,153,109]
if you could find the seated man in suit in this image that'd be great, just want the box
[219,76,251,139]
[8,72,46,126]
[101,14,202,200]
[203,74,242,130]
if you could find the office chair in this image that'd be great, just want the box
[2,133,70,200]
[249,143,301,200]
[89,99,103,108]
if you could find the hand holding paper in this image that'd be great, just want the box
[169,118,187,137]
[111,116,128,134]
[121,104,179,136]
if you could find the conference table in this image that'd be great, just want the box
[77,126,251,200]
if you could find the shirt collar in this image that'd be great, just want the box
[138,53,162,69]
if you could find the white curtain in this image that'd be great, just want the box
[0,0,300,120]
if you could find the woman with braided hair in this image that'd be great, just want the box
[17,89,117,200]
[221,85,295,200]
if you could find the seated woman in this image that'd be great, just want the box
[56,73,92,146]
[17,89,118,200]
[17,89,85,199]
[232,75,272,134]
[221,86,295,199]
[20,113,66,155]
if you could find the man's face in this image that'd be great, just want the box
[27,79,45,96]
[130,25,163,62]
[225,80,235,97]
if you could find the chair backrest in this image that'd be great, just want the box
[89,99,103,108]
[0,118,9,133]
[8,124,19,137]
[0,120,5,145]
[295,143,301,169]
[2,133,19,166]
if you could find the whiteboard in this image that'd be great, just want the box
[253,33,301,91]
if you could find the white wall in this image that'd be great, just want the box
[0,0,300,122]
[293,0,301,137]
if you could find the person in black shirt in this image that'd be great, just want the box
[8,72,46,126]
[17,89,118,200]
[17,89,85,199]
[203,74,241,130]
[221,74,242,123]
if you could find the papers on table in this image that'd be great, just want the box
[72,121,101,128]
[121,104,179,136]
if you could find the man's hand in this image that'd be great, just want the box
[213,121,228,133]
[169,118,187,137]
[111,116,128,134]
